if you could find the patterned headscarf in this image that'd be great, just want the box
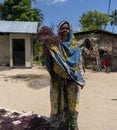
[58,21,72,33]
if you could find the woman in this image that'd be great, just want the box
[44,21,85,130]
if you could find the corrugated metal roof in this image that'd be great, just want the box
[0,21,38,34]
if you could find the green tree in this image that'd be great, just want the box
[110,10,117,32]
[79,10,110,31]
[33,39,43,61]
[0,0,43,25]
[0,0,44,64]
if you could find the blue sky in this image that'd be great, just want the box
[0,0,117,33]
[32,0,117,33]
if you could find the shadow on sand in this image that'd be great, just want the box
[9,74,50,89]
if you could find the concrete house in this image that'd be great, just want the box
[74,29,117,71]
[0,21,38,68]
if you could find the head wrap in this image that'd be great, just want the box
[58,21,72,35]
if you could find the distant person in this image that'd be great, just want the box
[103,51,111,72]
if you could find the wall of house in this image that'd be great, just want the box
[0,35,10,66]
[75,32,114,50]
[112,42,117,71]
[25,34,33,67]
[74,32,117,71]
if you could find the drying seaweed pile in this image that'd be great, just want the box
[0,108,50,130]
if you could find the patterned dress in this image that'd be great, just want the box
[45,35,85,130]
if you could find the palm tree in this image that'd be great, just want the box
[110,10,117,32]
[104,0,111,29]
[108,0,111,15]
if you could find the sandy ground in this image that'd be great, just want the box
[0,66,117,130]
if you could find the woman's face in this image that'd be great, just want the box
[59,23,70,42]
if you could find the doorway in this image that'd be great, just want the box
[12,39,25,66]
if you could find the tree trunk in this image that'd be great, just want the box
[108,0,111,14]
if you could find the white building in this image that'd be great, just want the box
[0,21,38,68]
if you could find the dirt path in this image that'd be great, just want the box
[79,70,117,130]
[0,66,117,130]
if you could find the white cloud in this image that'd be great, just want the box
[52,0,67,4]
[39,0,67,4]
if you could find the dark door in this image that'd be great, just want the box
[12,39,25,66]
